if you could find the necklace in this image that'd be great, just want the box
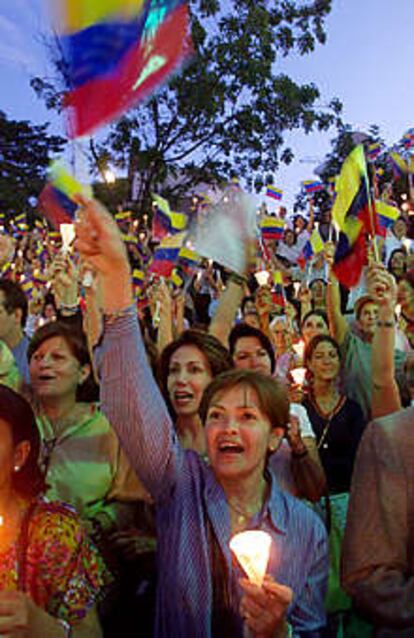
[227,497,264,526]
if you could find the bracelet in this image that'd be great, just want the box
[377,320,395,328]
[228,272,247,286]
[103,305,136,325]
[58,302,79,312]
[291,447,308,460]
[56,618,72,637]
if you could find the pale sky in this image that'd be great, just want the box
[0,0,413,210]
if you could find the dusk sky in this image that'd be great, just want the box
[0,0,413,209]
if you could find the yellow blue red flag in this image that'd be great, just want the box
[54,0,192,137]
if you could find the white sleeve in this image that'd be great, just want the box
[290,403,316,439]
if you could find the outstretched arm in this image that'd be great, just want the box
[75,196,182,501]
[325,242,349,345]
[367,265,401,418]
[209,274,245,346]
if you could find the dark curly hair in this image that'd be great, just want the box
[158,329,233,419]
[228,323,275,374]
[0,384,47,498]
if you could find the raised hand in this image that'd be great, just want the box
[75,195,133,313]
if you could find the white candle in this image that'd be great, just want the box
[255,270,270,287]
[290,367,307,386]
[60,224,75,253]
[230,530,272,587]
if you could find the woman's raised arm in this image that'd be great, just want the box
[75,196,183,501]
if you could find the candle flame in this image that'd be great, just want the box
[230,530,271,587]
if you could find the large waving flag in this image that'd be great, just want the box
[331,145,374,287]
[260,216,285,240]
[54,0,192,137]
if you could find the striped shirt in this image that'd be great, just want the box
[95,310,328,637]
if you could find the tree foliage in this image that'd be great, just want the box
[32,0,342,211]
[0,110,66,218]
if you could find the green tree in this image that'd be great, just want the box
[0,110,66,219]
[32,0,342,212]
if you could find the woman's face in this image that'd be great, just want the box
[29,336,88,401]
[310,280,326,304]
[301,314,328,346]
[389,251,406,278]
[270,320,287,351]
[358,302,378,336]
[205,384,282,483]
[398,279,414,309]
[393,219,407,240]
[167,344,212,417]
[233,336,272,376]
[284,230,295,247]
[307,341,340,382]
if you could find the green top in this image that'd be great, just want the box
[37,403,150,531]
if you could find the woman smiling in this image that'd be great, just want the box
[75,195,329,637]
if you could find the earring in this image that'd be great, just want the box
[14,465,20,472]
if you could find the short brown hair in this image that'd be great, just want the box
[199,368,289,431]
[28,322,98,402]
[354,295,377,320]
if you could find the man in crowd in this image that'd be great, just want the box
[0,279,30,383]
[342,357,414,636]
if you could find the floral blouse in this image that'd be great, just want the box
[0,497,110,624]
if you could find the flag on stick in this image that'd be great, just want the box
[39,161,92,229]
[331,145,374,287]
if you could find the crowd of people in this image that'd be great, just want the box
[0,185,413,638]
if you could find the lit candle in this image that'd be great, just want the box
[60,224,75,254]
[230,530,272,587]
[292,341,305,358]
[290,367,307,386]
[255,270,270,287]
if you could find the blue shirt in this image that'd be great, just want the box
[95,310,328,637]
[12,333,30,384]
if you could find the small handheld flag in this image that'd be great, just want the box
[39,161,92,229]
[303,180,324,195]
[266,186,283,201]
[259,216,285,241]
[366,142,382,162]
